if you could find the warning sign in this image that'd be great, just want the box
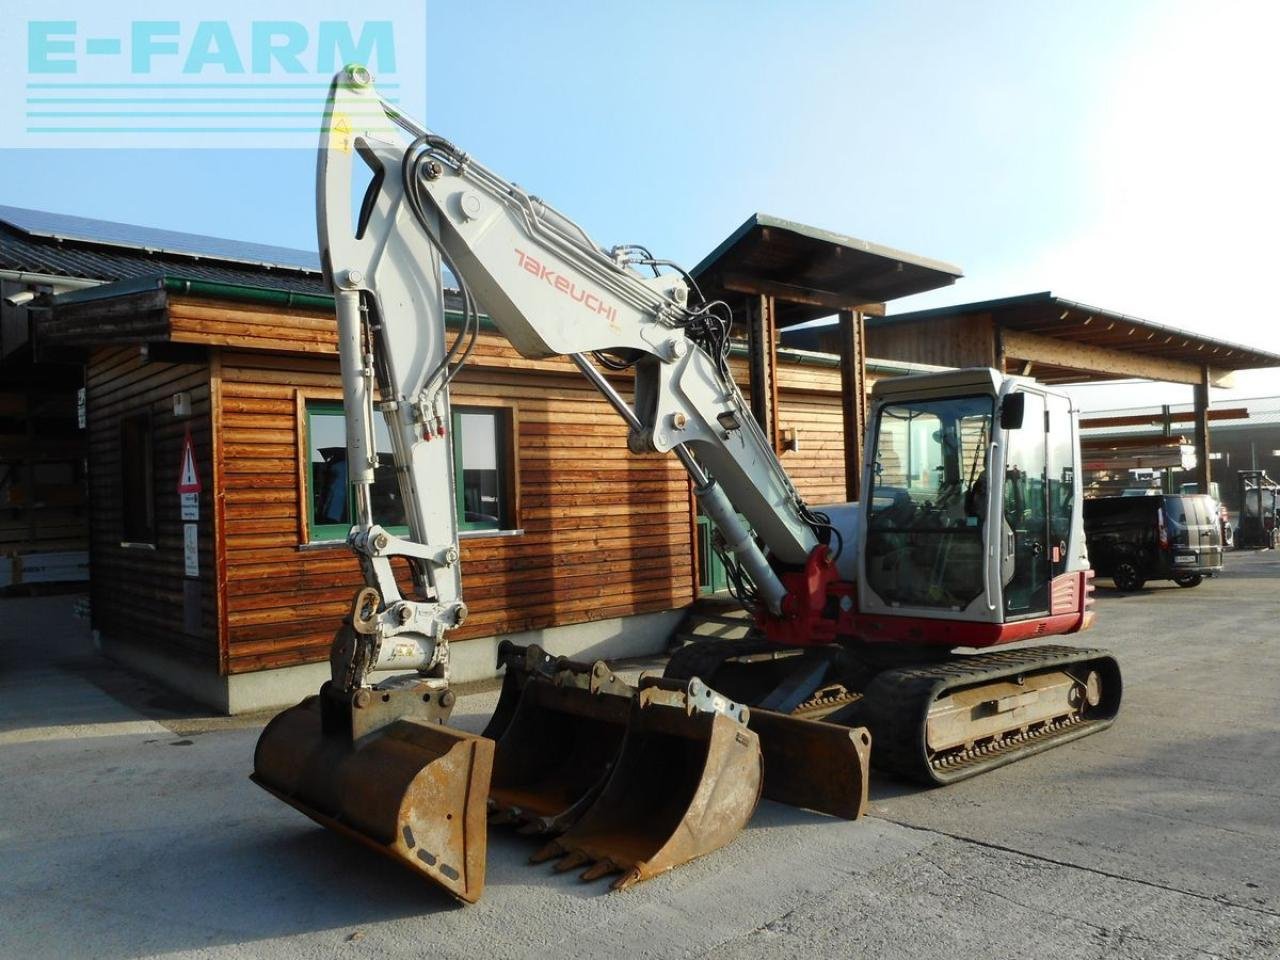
[177,427,202,494]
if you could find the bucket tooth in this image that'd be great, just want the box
[579,859,619,882]
[529,840,566,865]
[553,850,592,873]
[488,656,634,836]
[251,684,493,904]
[545,675,762,890]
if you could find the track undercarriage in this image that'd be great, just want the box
[663,637,1122,786]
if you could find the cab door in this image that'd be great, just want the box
[1002,391,1051,617]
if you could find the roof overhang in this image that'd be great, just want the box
[691,213,963,327]
[878,292,1280,387]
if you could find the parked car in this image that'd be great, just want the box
[1083,494,1224,591]
[1179,481,1233,548]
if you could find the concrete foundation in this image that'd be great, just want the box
[100,607,685,715]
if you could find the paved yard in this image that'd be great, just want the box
[2,553,1279,959]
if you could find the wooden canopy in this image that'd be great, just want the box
[871,292,1280,388]
[688,213,962,502]
[690,213,963,327]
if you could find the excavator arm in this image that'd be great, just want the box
[253,67,859,904]
[317,66,826,692]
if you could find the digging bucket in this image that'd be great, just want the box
[480,641,558,742]
[252,683,493,903]
[748,709,871,820]
[489,657,634,836]
[531,675,762,890]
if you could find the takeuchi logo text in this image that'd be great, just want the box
[515,249,617,323]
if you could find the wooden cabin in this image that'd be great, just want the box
[0,203,341,592]
[40,273,939,712]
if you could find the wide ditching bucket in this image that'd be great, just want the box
[489,656,634,836]
[532,675,762,890]
[252,681,493,903]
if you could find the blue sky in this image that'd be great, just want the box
[3,1,1277,409]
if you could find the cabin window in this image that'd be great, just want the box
[304,401,517,543]
[120,413,156,545]
[865,394,993,610]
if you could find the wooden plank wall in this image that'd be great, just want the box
[84,346,218,665]
[772,360,882,508]
[776,392,850,505]
[865,314,996,370]
[210,329,695,675]
[163,295,864,674]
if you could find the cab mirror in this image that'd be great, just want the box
[1000,392,1026,430]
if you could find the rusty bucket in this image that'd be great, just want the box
[532,675,762,890]
[480,641,558,742]
[252,684,493,903]
[748,709,871,820]
[489,659,634,836]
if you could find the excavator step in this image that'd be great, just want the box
[667,602,760,650]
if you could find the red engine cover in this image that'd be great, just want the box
[758,562,1094,649]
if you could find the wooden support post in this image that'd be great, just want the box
[837,309,867,503]
[1193,365,1212,494]
[746,295,781,452]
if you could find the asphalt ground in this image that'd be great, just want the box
[2,552,1279,959]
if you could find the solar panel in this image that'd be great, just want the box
[0,204,321,273]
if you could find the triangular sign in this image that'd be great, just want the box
[177,427,202,494]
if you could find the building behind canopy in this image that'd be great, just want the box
[785,291,1280,496]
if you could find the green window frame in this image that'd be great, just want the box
[304,400,515,543]
[451,406,513,533]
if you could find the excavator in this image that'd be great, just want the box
[252,67,1123,903]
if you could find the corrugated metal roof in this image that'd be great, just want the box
[0,204,326,295]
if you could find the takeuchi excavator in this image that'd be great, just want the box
[252,67,1123,903]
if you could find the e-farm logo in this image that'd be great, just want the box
[0,1,425,148]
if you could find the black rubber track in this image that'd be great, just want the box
[858,645,1122,786]
[666,640,1123,788]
